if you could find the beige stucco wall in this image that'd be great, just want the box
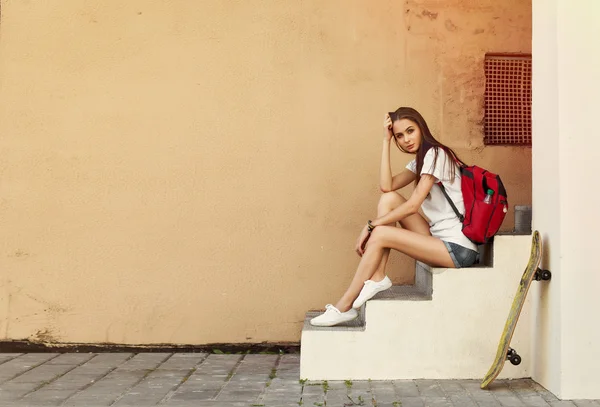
[532,0,600,399]
[0,0,531,345]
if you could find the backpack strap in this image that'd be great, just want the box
[437,183,465,222]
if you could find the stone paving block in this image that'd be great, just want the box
[164,401,258,407]
[113,353,171,371]
[449,394,478,407]
[263,390,302,400]
[346,392,373,406]
[61,353,170,406]
[322,380,347,391]
[261,379,302,404]
[303,382,325,391]
[155,353,207,370]
[34,373,109,391]
[165,354,241,405]
[487,380,518,395]
[520,395,552,406]
[263,396,302,405]
[216,389,266,402]
[0,354,59,384]
[193,354,242,376]
[528,381,560,402]
[14,389,75,406]
[263,387,303,397]
[372,389,400,404]
[82,353,134,368]
[12,401,64,407]
[468,391,503,406]
[351,380,372,391]
[276,362,300,379]
[215,386,265,402]
[269,377,302,387]
[301,386,325,406]
[220,382,267,394]
[0,354,22,365]
[279,354,300,363]
[169,370,233,404]
[113,370,191,406]
[495,394,527,406]
[166,389,217,402]
[11,357,91,385]
[393,380,420,397]
[415,380,446,397]
[439,380,468,395]
[227,373,269,384]
[395,396,425,407]
[423,397,455,407]
[1,353,599,406]
[324,386,350,399]
[508,379,537,391]
[112,353,205,406]
[370,380,395,390]
[0,382,39,402]
[276,372,299,380]
[44,353,96,365]
[237,354,278,368]
[369,382,397,403]
[19,374,102,406]
[458,379,485,393]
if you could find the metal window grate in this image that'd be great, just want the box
[484,54,532,145]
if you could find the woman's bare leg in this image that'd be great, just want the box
[369,192,432,282]
[334,226,454,312]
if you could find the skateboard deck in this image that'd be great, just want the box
[480,230,551,389]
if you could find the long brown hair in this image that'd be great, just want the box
[390,107,465,185]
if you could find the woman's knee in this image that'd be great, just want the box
[378,192,406,215]
[366,227,388,250]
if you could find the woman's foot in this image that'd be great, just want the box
[309,304,359,327]
[352,275,393,309]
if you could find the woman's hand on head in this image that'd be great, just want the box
[383,114,394,142]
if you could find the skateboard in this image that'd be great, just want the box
[480,230,551,389]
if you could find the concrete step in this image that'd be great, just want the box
[302,286,431,331]
[300,234,535,381]
[303,285,432,333]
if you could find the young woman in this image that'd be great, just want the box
[310,107,479,327]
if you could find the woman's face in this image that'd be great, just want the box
[392,118,422,153]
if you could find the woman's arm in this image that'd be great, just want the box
[355,174,436,255]
[379,137,394,191]
[379,114,416,192]
[381,169,416,193]
[373,174,436,226]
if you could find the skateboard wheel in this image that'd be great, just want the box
[510,354,522,366]
[535,269,552,281]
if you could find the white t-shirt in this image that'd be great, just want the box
[406,147,478,251]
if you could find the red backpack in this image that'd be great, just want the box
[438,165,508,245]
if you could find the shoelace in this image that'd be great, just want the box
[324,304,340,314]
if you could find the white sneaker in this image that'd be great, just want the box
[352,276,393,309]
[309,304,359,327]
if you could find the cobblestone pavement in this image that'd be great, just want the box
[0,353,597,406]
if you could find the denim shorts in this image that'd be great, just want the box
[443,241,479,268]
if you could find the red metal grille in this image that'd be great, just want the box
[484,54,532,145]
